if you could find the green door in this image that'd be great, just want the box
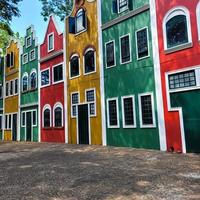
[78,104,89,144]
[12,114,17,141]
[26,112,32,141]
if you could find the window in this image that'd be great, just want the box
[84,49,96,74]
[71,92,79,118]
[163,7,192,50]
[0,115,2,130]
[54,104,63,127]
[30,70,37,90]
[26,36,31,48]
[70,55,80,78]
[48,33,54,52]
[197,2,200,41]
[22,112,25,127]
[105,41,115,68]
[6,52,14,67]
[136,28,149,59]
[0,85,3,98]
[120,34,131,64]
[53,64,63,83]
[41,69,50,86]
[8,114,11,129]
[76,8,86,34]
[107,98,119,128]
[6,82,9,97]
[122,96,136,128]
[22,74,28,92]
[22,53,28,64]
[43,106,51,127]
[86,89,96,116]
[169,70,196,90]
[5,115,8,129]
[139,93,155,127]
[30,49,35,61]
[32,110,37,126]
[10,80,13,95]
[15,79,18,94]
[118,0,128,13]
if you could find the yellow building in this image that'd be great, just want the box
[3,40,20,141]
[66,0,103,145]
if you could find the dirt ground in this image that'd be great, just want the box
[0,142,199,200]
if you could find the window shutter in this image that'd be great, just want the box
[112,0,118,13]
[83,10,87,29]
[128,0,133,10]
[68,17,75,34]
[11,52,14,66]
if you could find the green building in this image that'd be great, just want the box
[20,26,39,142]
[0,56,4,140]
[101,0,166,150]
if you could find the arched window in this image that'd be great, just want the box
[70,54,80,78]
[197,1,200,40]
[22,73,28,92]
[75,8,86,33]
[43,105,51,128]
[84,48,96,74]
[53,103,63,127]
[163,7,192,50]
[30,69,37,90]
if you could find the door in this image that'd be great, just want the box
[78,104,89,144]
[12,114,17,141]
[26,112,32,141]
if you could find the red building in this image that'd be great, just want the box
[40,15,66,143]
[154,0,200,152]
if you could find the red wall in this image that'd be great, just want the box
[156,0,200,152]
[40,16,65,143]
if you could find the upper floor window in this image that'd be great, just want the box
[30,70,37,90]
[22,73,28,92]
[84,48,96,75]
[105,41,115,68]
[120,34,131,64]
[48,33,54,52]
[76,8,86,34]
[41,69,50,87]
[163,7,192,50]
[70,55,80,78]
[118,0,128,13]
[6,52,14,67]
[22,53,28,64]
[53,64,63,83]
[53,103,63,127]
[197,2,200,41]
[26,36,32,48]
[30,49,36,61]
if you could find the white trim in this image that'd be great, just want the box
[42,104,51,128]
[107,97,120,128]
[85,88,96,117]
[40,68,50,88]
[52,62,64,84]
[83,48,97,75]
[117,0,129,14]
[29,49,36,61]
[105,40,116,69]
[138,92,156,128]
[53,102,64,127]
[22,53,28,65]
[162,6,192,52]
[135,26,150,60]
[119,33,132,65]
[71,91,80,118]
[121,95,136,128]
[26,36,32,48]
[47,32,54,53]
[196,1,200,41]
[22,72,29,92]
[69,54,81,79]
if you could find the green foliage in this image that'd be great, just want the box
[39,0,73,21]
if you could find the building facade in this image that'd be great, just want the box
[66,0,103,145]
[3,40,20,141]
[40,15,66,143]
[101,0,166,150]
[20,26,39,142]
[154,0,200,153]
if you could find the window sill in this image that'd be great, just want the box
[22,90,29,94]
[164,42,193,54]
[83,70,96,76]
[75,29,87,36]
[52,80,64,85]
[69,74,81,80]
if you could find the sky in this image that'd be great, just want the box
[10,0,64,43]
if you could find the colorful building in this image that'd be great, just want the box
[20,26,39,142]
[101,0,166,150]
[153,0,200,153]
[3,39,20,141]
[66,0,103,145]
[0,55,4,140]
[40,15,66,143]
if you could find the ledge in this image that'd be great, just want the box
[40,50,63,63]
[164,42,193,54]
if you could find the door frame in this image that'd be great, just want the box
[76,103,91,145]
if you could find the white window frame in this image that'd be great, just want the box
[47,32,54,52]
[26,36,32,48]
[22,72,29,92]
[52,62,64,84]
[107,97,120,128]
[85,88,96,117]
[121,95,136,128]
[22,53,28,65]
[117,0,129,14]
[138,92,156,128]
[29,69,37,90]
[105,40,116,69]
[71,91,80,118]
[69,54,81,79]
[29,49,36,61]
[135,26,150,60]
[163,6,192,52]
[119,33,132,65]
[42,104,51,128]
[197,1,200,41]
[40,68,50,88]
[53,102,63,127]
[83,48,96,75]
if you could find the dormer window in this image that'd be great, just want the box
[76,8,86,34]
[48,33,54,52]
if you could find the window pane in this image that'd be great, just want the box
[44,109,50,127]
[48,34,53,51]
[85,50,95,74]
[41,70,49,86]
[22,112,25,126]
[30,72,37,89]
[30,50,35,60]
[55,107,62,127]
[123,97,134,126]
[121,35,130,63]
[108,100,118,126]
[71,93,79,117]
[106,41,115,67]
[86,90,95,102]
[6,82,9,96]
[15,79,18,94]
[76,9,85,33]
[70,56,79,77]
[9,114,12,129]
[119,0,128,12]
[33,111,36,126]
[10,80,13,95]
[137,29,148,59]
[166,15,188,48]
[53,65,63,82]
[22,76,28,92]
[141,95,153,125]
[5,115,7,129]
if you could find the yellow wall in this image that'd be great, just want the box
[4,40,20,141]
[66,1,102,145]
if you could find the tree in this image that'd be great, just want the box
[39,0,73,21]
